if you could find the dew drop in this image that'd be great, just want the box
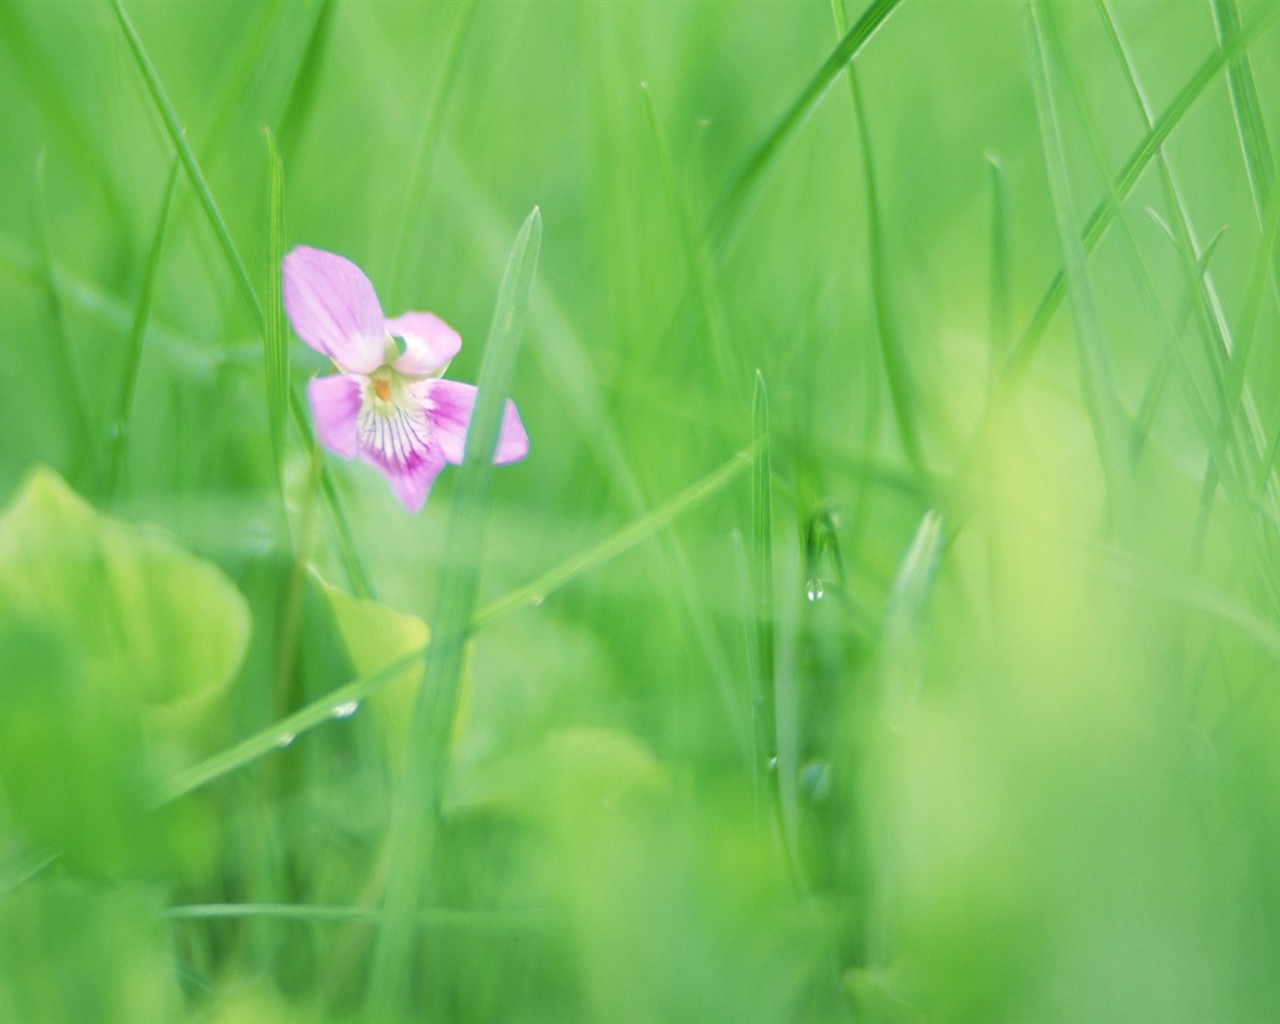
[331,701,360,719]
[276,731,296,748]
[801,761,832,803]
[805,578,825,602]
[767,756,778,771]
[530,594,545,608]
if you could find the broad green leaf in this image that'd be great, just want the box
[310,572,429,757]
[0,467,250,706]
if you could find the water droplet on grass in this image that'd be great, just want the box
[805,579,825,602]
[331,701,359,719]
[276,731,296,748]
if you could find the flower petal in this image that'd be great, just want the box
[307,375,363,459]
[283,247,387,374]
[360,440,446,514]
[420,379,529,466]
[386,312,461,377]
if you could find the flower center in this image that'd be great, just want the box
[374,378,391,402]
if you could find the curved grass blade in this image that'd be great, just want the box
[367,207,542,1017]
[641,82,731,390]
[1003,2,1280,386]
[276,0,338,162]
[104,160,180,500]
[1211,0,1275,217]
[1024,0,1134,530]
[833,0,923,473]
[159,447,752,806]
[389,0,477,301]
[706,0,903,256]
[112,0,372,597]
[165,903,547,930]
[33,152,94,484]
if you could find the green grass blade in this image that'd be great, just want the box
[264,128,289,480]
[112,0,374,597]
[881,510,944,729]
[166,903,546,930]
[750,371,777,801]
[388,0,477,301]
[831,0,923,473]
[158,445,750,806]
[1211,0,1275,217]
[33,152,94,484]
[641,82,732,390]
[706,0,903,256]
[475,447,753,629]
[104,160,180,501]
[1003,1,1280,385]
[276,0,338,162]
[367,207,542,1017]
[1023,0,1133,530]
[986,153,1011,375]
[110,0,264,328]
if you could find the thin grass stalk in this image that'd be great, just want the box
[1023,0,1135,534]
[366,208,541,1018]
[105,161,179,500]
[706,0,903,257]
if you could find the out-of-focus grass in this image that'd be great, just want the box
[3,1,1280,1020]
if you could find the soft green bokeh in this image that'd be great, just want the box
[3,0,1280,1020]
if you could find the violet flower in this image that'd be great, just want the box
[282,246,528,512]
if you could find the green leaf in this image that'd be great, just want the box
[0,467,250,707]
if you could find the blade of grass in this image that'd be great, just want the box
[475,446,753,629]
[366,207,542,1018]
[33,152,94,486]
[111,0,372,597]
[986,153,1011,380]
[831,0,923,475]
[157,446,753,806]
[641,82,732,392]
[1024,0,1134,532]
[706,0,903,257]
[750,372,778,812]
[104,160,180,501]
[263,128,289,480]
[276,0,338,163]
[1003,1,1280,386]
[164,904,546,929]
[1211,0,1275,218]
[440,142,747,756]
[388,0,477,302]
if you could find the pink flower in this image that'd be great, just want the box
[282,246,528,512]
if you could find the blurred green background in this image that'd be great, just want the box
[3,0,1280,1020]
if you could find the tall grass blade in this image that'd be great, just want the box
[389,0,477,301]
[111,0,374,597]
[1023,0,1133,530]
[110,0,263,328]
[276,0,338,163]
[367,207,542,1017]
[475,448,753,629]
[986,153,1011,373]
[1211,0,1275,217]
[641,82,731,390]
[831,0,923,473]
[33,153,94,485]
[159,446,750,806]
[105,161,180,501]
[1004,2,1280,385]
[263,128,289,479]
[706,0,903,256]
[750,371,778,808]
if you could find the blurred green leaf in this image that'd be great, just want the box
[0,467,249,706]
